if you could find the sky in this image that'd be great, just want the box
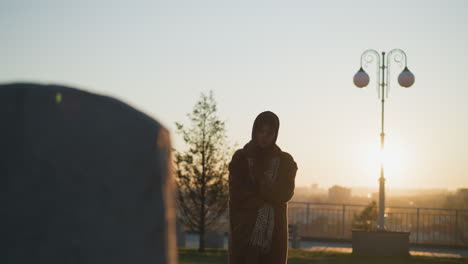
[2,0,468,190]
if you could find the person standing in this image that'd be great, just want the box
[228,111,298,264]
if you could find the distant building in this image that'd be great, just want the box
[456,188,468,208]
[456,188,468,198]
[328,185,351,203]
[445,188,468,209]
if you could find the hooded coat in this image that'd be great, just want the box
[228,111,297,264]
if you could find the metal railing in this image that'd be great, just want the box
[288,201,468,247]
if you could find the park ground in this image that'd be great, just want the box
[178,248,468,264]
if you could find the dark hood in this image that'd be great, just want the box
[244,111,281,158]
[251,111,280,144]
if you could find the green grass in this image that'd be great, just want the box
[178,248,227,264]
[178,248,468,264]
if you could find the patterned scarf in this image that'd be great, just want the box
[247,156,280,253]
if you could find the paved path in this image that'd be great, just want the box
[300,241,468,259]
[186,233,468,259]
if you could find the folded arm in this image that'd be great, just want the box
[229,150,264,210]
[259,152,297,204]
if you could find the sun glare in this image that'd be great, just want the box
[363,142,408,186]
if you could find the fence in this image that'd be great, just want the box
[288,201,468,247]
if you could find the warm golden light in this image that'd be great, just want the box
[382,147,403,170]
[364,142,408,185]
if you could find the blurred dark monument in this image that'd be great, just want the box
[1,83,176,263]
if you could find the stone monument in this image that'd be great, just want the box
[2,83,176,263]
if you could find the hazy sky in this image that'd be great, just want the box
[2,0,468,190]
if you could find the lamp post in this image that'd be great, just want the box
[353,49,415,230]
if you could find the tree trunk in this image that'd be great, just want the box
[199,137,206,252]
[199,225,205,252]
[199,188,206,252]
[199,171,206,252]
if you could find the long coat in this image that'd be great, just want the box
[228,147,297,264]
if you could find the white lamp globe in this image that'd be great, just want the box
[398,67,415,88]
[353,68,370,88]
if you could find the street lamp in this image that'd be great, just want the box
[353,49,415,230]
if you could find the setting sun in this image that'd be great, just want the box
[363,141,409,186]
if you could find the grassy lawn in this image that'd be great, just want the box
[179,248,468,264]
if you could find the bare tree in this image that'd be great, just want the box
[174,91,231,252]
